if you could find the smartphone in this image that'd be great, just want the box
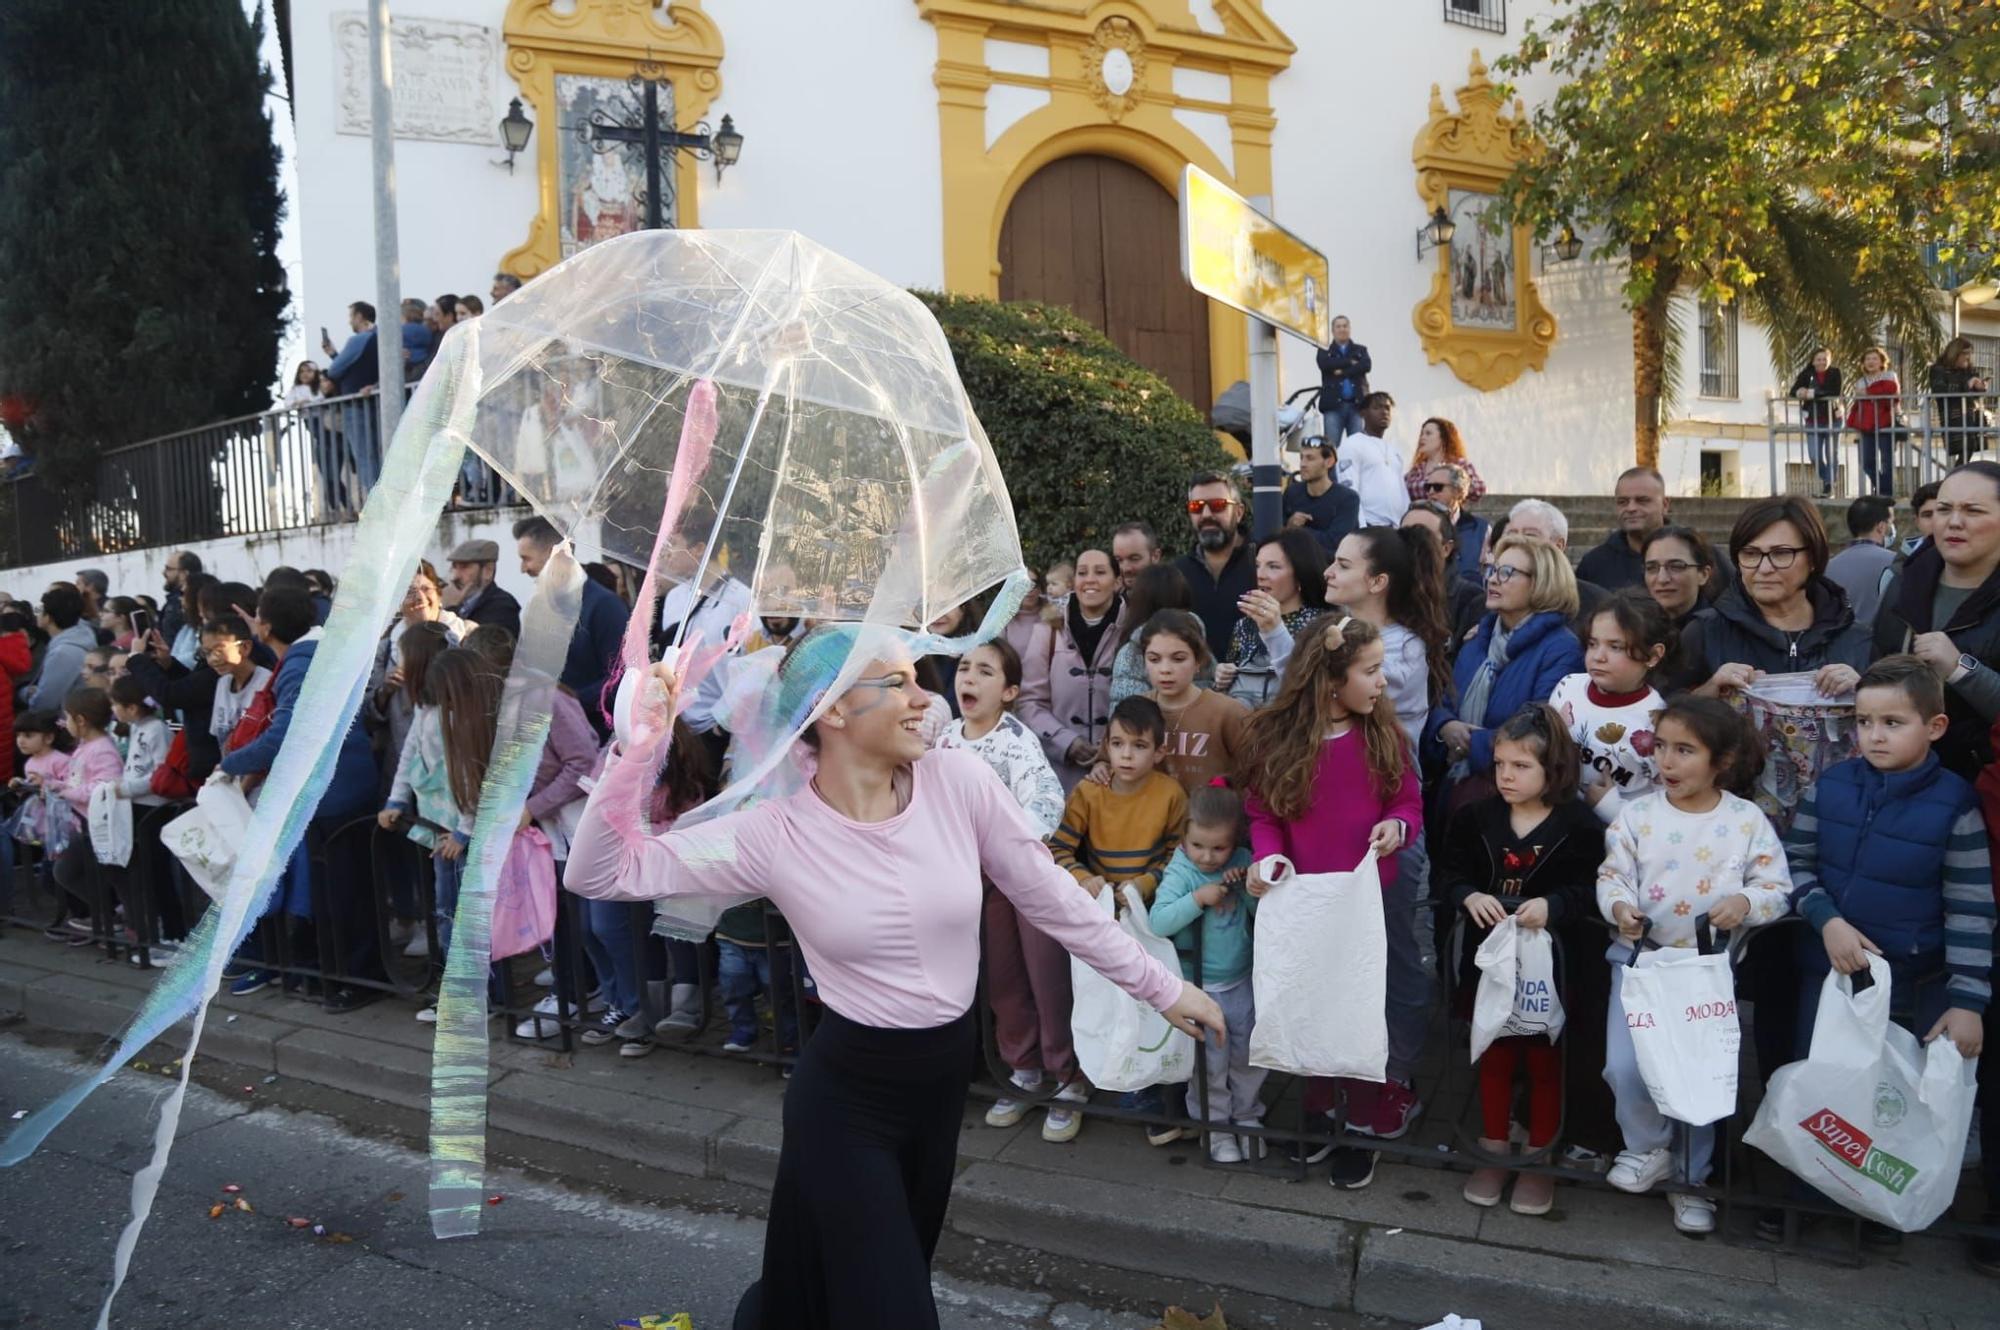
[130,608,152,638]
[320,325,330,344]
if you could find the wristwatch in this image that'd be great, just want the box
[1951,652,1979,684]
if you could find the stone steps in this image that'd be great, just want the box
[1482,493,1855,560]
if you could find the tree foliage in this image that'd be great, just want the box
[1495,0,2000,463]
[915,291,1232,574]
[0,0,289,488]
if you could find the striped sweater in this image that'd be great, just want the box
[1784,762,1995,1013]
[1049,770,1187,905]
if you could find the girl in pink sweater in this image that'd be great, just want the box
[49,688,125,940]
[1243,617,1424,1187]
[567,627,1222,1330]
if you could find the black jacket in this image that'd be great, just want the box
[1873,543,2000,777]
[1315,341,1371,412]
[1930,363,1989,431]
[1791,364,1844,428]
[1681,578,1872,681]
[459,583,523,638]
[1435,795,1609,994]
[1175,540,1256,663]
[1574,530,1645,592]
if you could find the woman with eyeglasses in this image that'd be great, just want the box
[1641,524,1725,692]
[1873,462,2000,778]
[1681,497,1869,701]
[1017,548,1124,789]
[567,627,1224,1330]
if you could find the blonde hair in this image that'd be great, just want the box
[1493,533,1579,619]
[1242,616,1405,822]
[1861,344,1890,374]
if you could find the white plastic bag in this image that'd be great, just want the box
[1744,958,1978,1231]
[1470,916,1566,1062]
[1617,944,1740,1126]
[1249,851,1387,1080]
[159,778,256,903]
[88,783,133,869]
[1069,882,1195,1093]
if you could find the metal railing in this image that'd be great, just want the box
[0,391,519,570]
[1442,0,1506,34]
[1765,387,1998,500]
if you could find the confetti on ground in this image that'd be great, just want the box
[225,1015,238,1023]
[311,1224,325,1236]
[1385,1228,1404,1236]
[486,1194,504,1206]
[242,1086,255,1095]
[222,1184,242,1194]
[262,1074,279,1085]
[233,1198,253,1213]
[287,1217,312,1229]
[132,1062,150,1072]
[9,1110,24,1120]
[207,1204,225,1220]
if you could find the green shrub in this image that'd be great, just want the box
[914,290,1232,574]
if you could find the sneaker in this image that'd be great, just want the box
[129,945,172,970]
[220,961,255,981]
[1041,1104,1082,1143]
[1560,1144,1608,1173]
[1281,1137,1336,1169]
[1669,1193,1716,1235]
[1328,1147,1377,1190]
[1233,1123,1268,1161]
[531,989,604,1018]
[721,1035,756,1054]
[415,1005,438,1023]
[579,1008,631,1047]
[228,970,275,997]
[618,1034,656,1058]
[1509,1169,1556,1217]
[1208,1132,1244,1164]
[532,967,554,988]
[985,1070,1047,1129]
[1463,1137,1511,1208]
[1754,1207,1788,1243]
[1607,1147,1674,1194]
[513,1014,559,1039]
[1359,1079,1423,1141]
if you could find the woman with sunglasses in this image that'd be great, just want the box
[1681,497,1869,701]
[567,627,1224,1330]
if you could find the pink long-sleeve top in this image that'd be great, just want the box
[566,745,1184,1029]
[57,735,124,815]
[1246,727,1423,889]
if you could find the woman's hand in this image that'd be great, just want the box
[384,665,406,692]
[1084,761,1111,787]
[1821,917,1881,975]
[1212,663,1239,691]
[1367,818,1405,858]
[1080,874,1108,899]
[627,660,683,748]
[1438,720,1474,761]
[1066,739,1099,768]
[1462,891,1508,929]
[1928,1009,1984,1060]
[1163,980,1227,1043]
[376,808,402,831]
[1706,893,1751,931]
[145,629,173,665]
[1611,901,1646,941]
[1911,631,1961,680]
[438,837,465,862]
[1813,663,1859,697]
[1704,662,1762,696]
[1514,897,1549,931]
[1238,590,1283,634]
[518,807,534,832]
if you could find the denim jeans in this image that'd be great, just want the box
[1805,426,1838,494]
[344,399,381,501]
[1323,400,1365,445]
[719,938,799,1048]
[584,897,644,1016]
[432,851,462,954]
[1857,429,1896,496]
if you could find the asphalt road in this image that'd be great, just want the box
[0,1037,1161,1330]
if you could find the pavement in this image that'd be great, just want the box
[5,928,2000,1330]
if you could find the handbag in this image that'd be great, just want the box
[490,825,558,960]
[225,673,279,753]
[149,727,197,801]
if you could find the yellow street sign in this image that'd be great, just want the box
[1179,164,1331,348]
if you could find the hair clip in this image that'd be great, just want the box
[1207,775,1231,789]
[1323,615,1353,648]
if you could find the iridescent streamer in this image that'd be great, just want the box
[428,540,581,1239]
[0,325,480,1326]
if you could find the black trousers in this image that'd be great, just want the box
[734,1006,974,1330]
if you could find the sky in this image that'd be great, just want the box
[253,0,309,409]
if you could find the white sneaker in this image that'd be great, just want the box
[1208,1132,1244,1164]
[415,1005,438,1023]
[1607,1147,1675,1194]
[514,1014,558,1039]
[1234,1124,1268,1161]
[985,1070,1046,1129]
[1042,1105,1082,1143]
[1670,1193,1716,1234]
[530,989,604,1018]
[532,967,554,988]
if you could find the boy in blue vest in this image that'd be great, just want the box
[1783,654,1992,1067]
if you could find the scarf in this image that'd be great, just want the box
[1458,619,1515,732]
[1068,591,1119,667]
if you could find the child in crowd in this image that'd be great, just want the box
[1148,780,1261,1163]
[206,616,273,758]
[1244,616,1423,1190]
[1439,704,1606,1215]
[1550,590,1672,823]
[1040,561,1074,626]
[47,688,125,942]
[13,709,75,931]
[1132,610,1251,795]
[105,677,174,957]
[941,639,1079,1139]
[1050,695,1189,1144]
[382,649,462,1021]
[1784,655,1991,1059]
[714,900,800,1055]
[110,677,169,806]
[1597,696,1792,1235]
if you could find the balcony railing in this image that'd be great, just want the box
[1443,0,1506,34]
[0,391,517,570]
[1765,386,1998,498]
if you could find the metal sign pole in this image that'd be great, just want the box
[1247,313,1281,542]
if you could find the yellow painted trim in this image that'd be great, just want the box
[1409,51,1557,392]
[916,0,1293,405]
[500,0,725,279]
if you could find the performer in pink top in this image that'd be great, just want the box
[566,624,1222,1330]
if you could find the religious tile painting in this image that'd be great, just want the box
[1448,189,1516,333]
[556,74,673,257]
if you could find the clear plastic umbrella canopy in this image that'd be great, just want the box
[461,228,1022,631]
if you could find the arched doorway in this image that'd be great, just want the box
[998,154,1213,412]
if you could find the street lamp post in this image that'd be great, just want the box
[583,61,743,230]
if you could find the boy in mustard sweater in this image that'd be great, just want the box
[1048,695,1189,1144]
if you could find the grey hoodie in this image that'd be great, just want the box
[30,622,99,710]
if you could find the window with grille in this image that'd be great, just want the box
[1443,0,1506,34]
[1698,299,1739,399]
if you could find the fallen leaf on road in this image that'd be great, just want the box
[1154,1306,1227,1330]
[288,1217,312,1229]
[207,1204,225,1220]
[233,1198,253,1213]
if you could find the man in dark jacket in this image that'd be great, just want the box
[1575,467,1669,592]
[1282,439,1361,556]
[1174,471,1256,661]
[515,516,626,735]
[445,538,523,637]
[159,550,202,646]
[1315,316,1370,444]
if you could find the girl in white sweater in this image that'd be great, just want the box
[1595,695,1792,1236]
[1550,589,1672,824]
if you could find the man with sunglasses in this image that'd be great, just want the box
[1282,438,1360,556]
[1174,471,1256,661]
[1421,463,1488,583]
[1575,466,1670,592]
